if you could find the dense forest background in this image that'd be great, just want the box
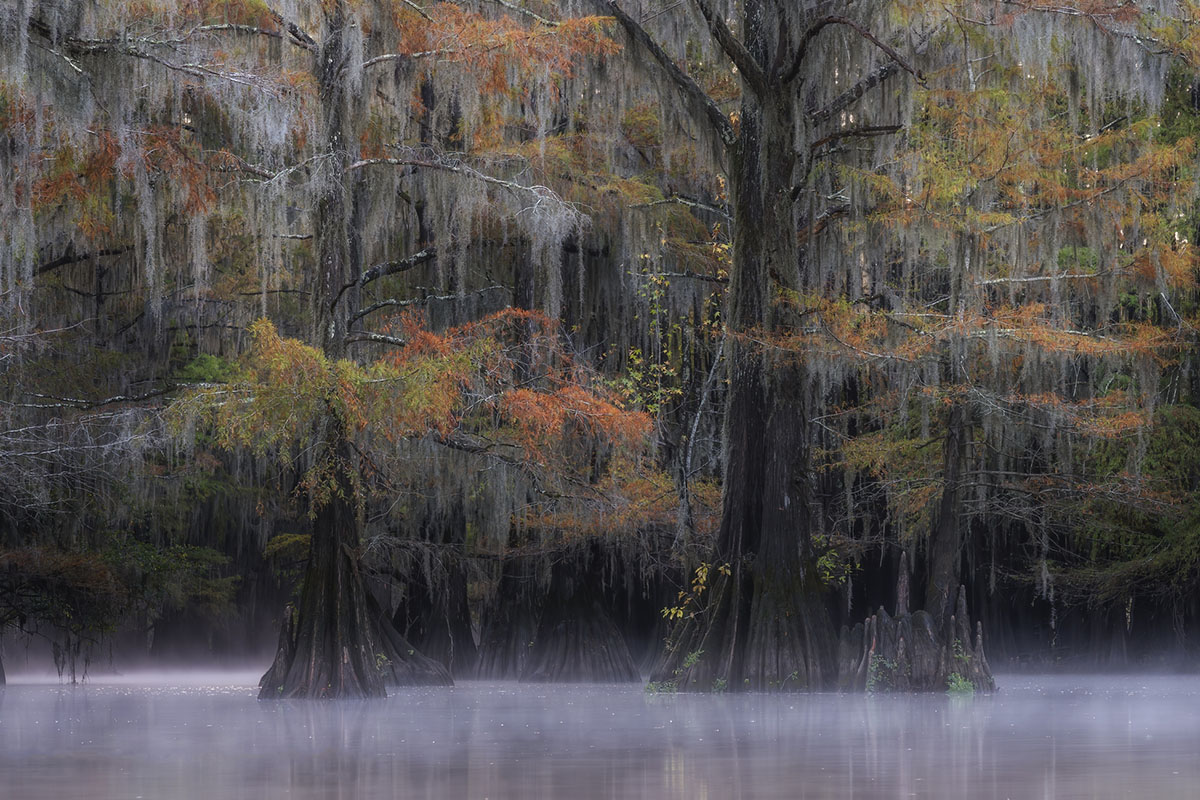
[2,0,1199,693]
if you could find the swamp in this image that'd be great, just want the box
[3,1,1200,797]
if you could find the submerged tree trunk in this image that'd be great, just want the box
[259,434,451,699]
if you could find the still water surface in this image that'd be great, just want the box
[0,673,1197,799]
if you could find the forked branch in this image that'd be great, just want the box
[784,16,924,87]
[602,1,736,146]
[691,0,768,97]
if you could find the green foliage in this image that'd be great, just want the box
[102,537,238,622]
[0,538,236,660]
[814,533,856,587]
[946,673,975,696]
[1056,246,1099,273]
[1159,65,1200,146]
[866,654,897,693]
[262,533,311,588]
[175,353,235,384]
[262,533,311,561]
[663,562,728,622]
[711,677,727,693]
[644,680,677,694]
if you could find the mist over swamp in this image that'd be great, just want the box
[2,672,1199,799]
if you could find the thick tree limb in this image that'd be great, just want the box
[809,61,900,124]
[351,285,509,323]
[690,0,767,97]
[331,246,437,313]
[784,16,925,87]
[809,124,902,153]
[36,246,132,276]
[362,49,453,69]
[602,1,736,146]
[358,248,438,288]
[345,332,409,348]
[265,5,317,51]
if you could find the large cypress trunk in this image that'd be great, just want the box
[520,549,640,683]
[259,434,451,699]
[475,556,541,679]
[651,48,837,689]
[393,516,480,680]
[926,402,970,630]
[259,2,449,697]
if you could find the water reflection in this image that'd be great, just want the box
[0,675,1197,799]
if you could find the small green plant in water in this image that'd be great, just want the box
[712,677,727,693]
[946,673,975,696]
[645,680,677,694]
[866,654,897,693]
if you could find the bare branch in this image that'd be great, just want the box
[486,0,560,26]
[631,194,732,220]
[264,4,317,51]
[978,272,1112,286]
[809,124,902,153]
[363,49,454,69]
[350,285,509,324]
[602,0,736,147]
[785,16,925,87]
[22,387,177,410]
[37,245,133,276]
[646,271,729,285]
[400,0,435,22]
[690,0,767,97]
[346,155,581,214]
[809,61,900,124]
[358,248,438,288]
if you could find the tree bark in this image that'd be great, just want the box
[475,555,541,679]
[926,403,969,632]
[650,24,836,689]
[259,432,451,698]
[521,553,640,683]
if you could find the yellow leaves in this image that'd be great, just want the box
[661,561,730,623]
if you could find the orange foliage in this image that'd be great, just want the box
[391,4,618,96]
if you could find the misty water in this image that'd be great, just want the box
[1,673,1198,799]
